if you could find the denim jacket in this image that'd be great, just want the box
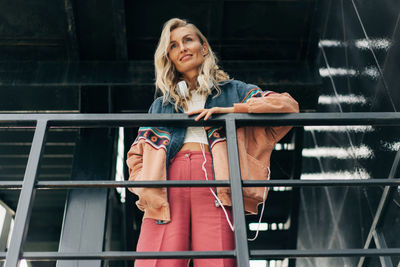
[127,79,299,223]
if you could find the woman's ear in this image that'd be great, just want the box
[202,43,209,56]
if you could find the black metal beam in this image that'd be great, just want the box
[304,0,330,66]
[5,120,48,267]
[111,0,128,60]
[57,87,116,267]
[0,61,319,87]
[63,0,79,60]
[56,190,109,267]
[225,118,250,266]
[212,0,225,57]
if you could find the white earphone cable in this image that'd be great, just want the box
[179,80,235,232]
[200,142,235,232]
[248,167,270,241]
[179,78,270,239]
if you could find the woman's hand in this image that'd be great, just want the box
[188,107,234,121]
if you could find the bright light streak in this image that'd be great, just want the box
[250,260,267,267]
[319,66,380,79]
[304,125,373,132]
[115,127,126,203]
[382,141,400,151]
[319,40,343,47]
[319,38,391,50]
[249,223,268,231]
[302,146,373,159]
[301,169,370,180]
[318,94,367,105]
[362,66,380,79]
[0,206,5,240]
[319,68,357,77]
[355,38,392,50]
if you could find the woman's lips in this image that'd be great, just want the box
[180,54,192,61]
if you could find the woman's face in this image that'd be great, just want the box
[168,26,208,81]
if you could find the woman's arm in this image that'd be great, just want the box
[188,91,299,142]
[188,92,299,120]
[233,92,299,114]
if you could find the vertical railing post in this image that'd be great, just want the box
[225,117,250,266]
[5,120,48,267]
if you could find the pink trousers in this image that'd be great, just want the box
[135,150,236,267]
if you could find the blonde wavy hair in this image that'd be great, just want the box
[154,18,230,111]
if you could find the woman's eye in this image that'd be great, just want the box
[170,44,176,49]
[185,37,193,42]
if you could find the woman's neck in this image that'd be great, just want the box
[183,73,199,91]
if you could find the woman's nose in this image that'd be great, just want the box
[179,43,187,52]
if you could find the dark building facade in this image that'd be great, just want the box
[0,0,398,266]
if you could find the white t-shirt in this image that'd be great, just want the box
[183,91,208,145]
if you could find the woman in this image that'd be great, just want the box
[126,18,299,267]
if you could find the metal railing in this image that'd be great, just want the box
[0,112,400,267]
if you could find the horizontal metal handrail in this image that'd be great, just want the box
[0,179,399,189]
[0,112,400,127]
[0,251,236,260]
[249,248,400,258]
[2,112,399,265]
[0,248,399,261]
